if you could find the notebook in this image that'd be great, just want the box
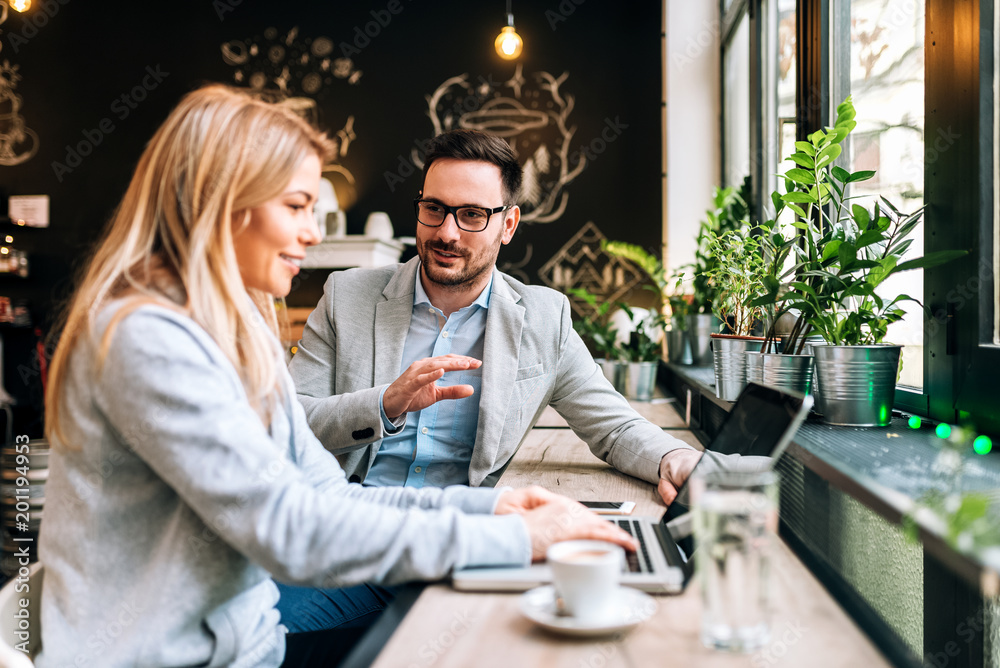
[451,382,812,594]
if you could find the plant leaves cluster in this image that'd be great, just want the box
[566,286,621,360]
[750,96,967,351]
[702,223,768,337]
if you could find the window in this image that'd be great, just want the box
[723,11,751,188]
[764,0,798,228]
[995,1,999,346]
[847,0,926,389]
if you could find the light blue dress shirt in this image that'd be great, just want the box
[365,266,492,487]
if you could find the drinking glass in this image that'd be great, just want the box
[692,469,779,652]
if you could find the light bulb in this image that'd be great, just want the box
[495,25,523,60]
[10,0,31,12]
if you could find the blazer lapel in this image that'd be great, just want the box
[470,272,524,484]
[369,259,418,470]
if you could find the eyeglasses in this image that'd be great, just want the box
[413,198,511,233]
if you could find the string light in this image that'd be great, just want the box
[495,1,523,60]
[935,423,952,439]
[10,0,30,12]
[908,416,922,429]
[973,435,993,455]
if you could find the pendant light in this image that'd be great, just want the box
[494,0,523,60]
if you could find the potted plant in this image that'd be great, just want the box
[599,240,689,363]
[683,181,750,365]
[702,222,769,400]
[758,96,966,426]
[567,286,627,392]
[617,303,667,401]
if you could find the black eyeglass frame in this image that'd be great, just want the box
[413,197,512,232]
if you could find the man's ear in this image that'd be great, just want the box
[501,206,520,245]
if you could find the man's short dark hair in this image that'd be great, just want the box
[421,129,523,206]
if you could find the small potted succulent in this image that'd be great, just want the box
[758,97,966,425]
[599,240,689,363]
[617,303,667,401]
[702,222,768,400]
[683,182,750,365]
[567,286,627,392]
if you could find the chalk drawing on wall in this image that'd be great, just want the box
[0,0,38,167]
[221,27,359,207]
[0,61,36,166]
[538,221,643,319]
[497,244,533,285]
[415,64,586,224]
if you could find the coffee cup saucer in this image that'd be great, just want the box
[518,585,657,637]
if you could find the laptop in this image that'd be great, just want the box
[451,383,813,594]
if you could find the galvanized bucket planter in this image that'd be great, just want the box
[600,359,628,394]
[685,314,718,366]
[625,361,658,401]
[801,336,826,407]
[665,327,687,364]
[812,344,902,427]
[711,335,765,401]
[745,352,814,395]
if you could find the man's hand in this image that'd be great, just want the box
[657,448,703,506]
[494,485,565,515]
[519,495,638,562]
[382,355,482,419]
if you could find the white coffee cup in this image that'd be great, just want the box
[547,540,624,623]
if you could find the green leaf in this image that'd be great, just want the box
[771,191,783,212]
[795,141,817,157]
[835,99,857,123]
[838,242,858,268]
[848,170,877,183]
[787,154,816,169]
[851,204,871,229]
[831,165,851,183]
[782,192,816,204]
[867,256,898,288]
[855,230,885,248]
[786,169,817,185]
[815,144,843,169]
[894,250,968,273]
[787,203,807,219]
[821,240,842,262]
[888,238,914,257]
[831,121,857,142]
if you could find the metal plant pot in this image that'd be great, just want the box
[801,335,827,407]
[665,327,687,364]
[711,335,765,401]
[625,361,658,401]
[685,314,717,366]
[812,344,902,427]
[600,359,628,394]
[745,352,814,396]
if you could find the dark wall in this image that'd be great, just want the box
[0,0,662,430]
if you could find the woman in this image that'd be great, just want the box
[37,85,633,667]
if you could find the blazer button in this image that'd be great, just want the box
[352,427,375,440]
[348,475,362,483]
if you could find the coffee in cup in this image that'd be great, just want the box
[547,540,624,623]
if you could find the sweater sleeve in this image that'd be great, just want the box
[93,308,530,588]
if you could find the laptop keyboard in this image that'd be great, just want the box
[615,519,653,573]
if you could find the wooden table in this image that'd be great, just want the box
[368,415,891,667]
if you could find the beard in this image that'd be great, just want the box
[417,231,504,290]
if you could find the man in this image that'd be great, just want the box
[289,128,702,505]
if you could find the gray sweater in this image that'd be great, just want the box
[37,303,530,668]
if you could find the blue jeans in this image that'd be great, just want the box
[277,582,398,667]
[275,581,398,633]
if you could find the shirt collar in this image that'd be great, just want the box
[413,261,493,312]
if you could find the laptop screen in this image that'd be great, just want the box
[661,382,809,556]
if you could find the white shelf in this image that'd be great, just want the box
[303,237,405,269]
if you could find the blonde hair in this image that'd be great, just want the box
[45,84,334,447]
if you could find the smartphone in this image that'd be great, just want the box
[580,501,636,515]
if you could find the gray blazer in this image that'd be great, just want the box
[289,257,691,488]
